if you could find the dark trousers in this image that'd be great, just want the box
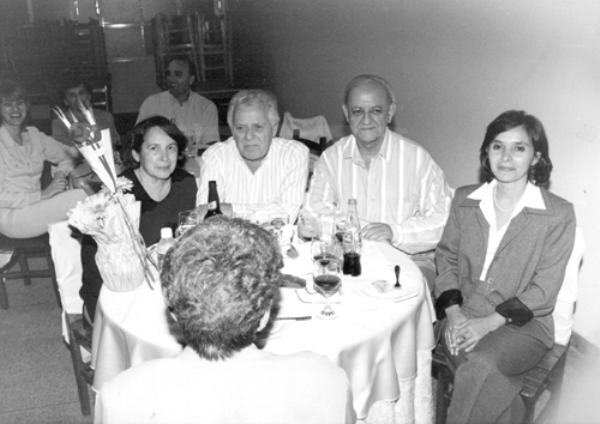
[438,319,549,424]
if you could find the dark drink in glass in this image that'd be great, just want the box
[343,251,361,276]
[314,274,341,296]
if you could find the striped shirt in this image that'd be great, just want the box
[136,91,220,148]
[305,129,453,254]
[197,137,309,222]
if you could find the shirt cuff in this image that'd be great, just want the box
[435,289,463,320]
[495,297,533,326]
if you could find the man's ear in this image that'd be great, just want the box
[189,74,196,87]
[342,104,349,123]
[132,150,141,163]
[271,120,279,137]
[387,103,397,124]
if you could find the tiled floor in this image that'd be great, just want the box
[0,277,93,424]
[1,273,598,424]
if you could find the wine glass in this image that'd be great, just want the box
[311,239,342,319]
[267,213,289,248]
[297,210,321,242]
[176,210,200,237]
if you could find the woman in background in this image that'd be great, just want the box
[0,79,86,238]
[434,110,576,423]
[80,116,197,323]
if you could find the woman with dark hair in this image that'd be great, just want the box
[0,79,87,238]
[80,116,197,323]
[434,110,576,423]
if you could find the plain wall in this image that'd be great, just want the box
[232,0,600,345]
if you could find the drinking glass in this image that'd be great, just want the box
[334,214,348,245]
[265,213,290,250]
[311,239,342,319]
[297,210,320,242]
[176,210,200,237]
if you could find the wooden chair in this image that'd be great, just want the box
[48,221,94,416]
[432,228,585,424]
[277,112,333,187]
[0,233,60,309]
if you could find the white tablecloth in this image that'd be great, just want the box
[92,240,435,423]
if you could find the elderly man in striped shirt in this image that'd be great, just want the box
[304,74,453,288]
[196,89,309,223]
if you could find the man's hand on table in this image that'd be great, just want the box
[361,223,393,242]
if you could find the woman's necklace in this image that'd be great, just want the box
[493,186,517,213]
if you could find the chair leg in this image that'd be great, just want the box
[46,252,62,309]
[433,365,451,424]
[530,350,569,424]
[17,252,31,286]
[0,277,8,309]
[67,328,92,416]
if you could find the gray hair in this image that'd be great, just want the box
[227,89,280,129]
[343,74,396,106]
[160,216,283,360]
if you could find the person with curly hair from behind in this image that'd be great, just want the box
[95,217,355,424]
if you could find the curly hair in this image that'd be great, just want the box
[479,110,553,187]
[122,115,187,169]
[160,216,284,360]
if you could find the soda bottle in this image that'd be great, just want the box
[342,199,362,276]
[156,227,175,270]
[204,180,222,220]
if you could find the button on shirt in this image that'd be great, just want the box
[197,137,309,222]
[136,91,219,147]
[305,129,452,254]
[468,180,547,281]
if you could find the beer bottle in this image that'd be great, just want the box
[204,180,222,220]
[342,198,362,276]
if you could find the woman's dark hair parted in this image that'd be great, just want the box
[479,110,553,187]
[124,115,188,168]
[160,217,284,360]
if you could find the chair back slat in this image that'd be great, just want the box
[553,227,585,345]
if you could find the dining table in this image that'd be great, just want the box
[92,237,436,423]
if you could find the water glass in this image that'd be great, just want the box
[297,211,320,241]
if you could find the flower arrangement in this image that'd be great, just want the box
[54,101,157,291]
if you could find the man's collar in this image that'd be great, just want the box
[168,90,192,105]
[342,128,392,163]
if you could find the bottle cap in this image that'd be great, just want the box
[160,227,173,239]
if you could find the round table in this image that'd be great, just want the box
[92,240,435,422]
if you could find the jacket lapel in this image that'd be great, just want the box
[495,211,530,256]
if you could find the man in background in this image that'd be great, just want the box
[52,78,120,149]
[137,55,219,176]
